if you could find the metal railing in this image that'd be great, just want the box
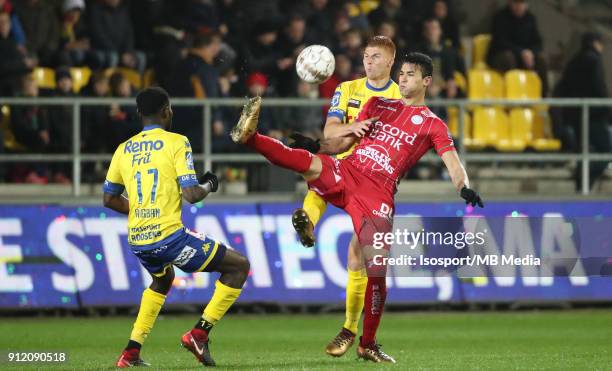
[1,97,611,196]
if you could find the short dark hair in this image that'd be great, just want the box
[581,31,602,50]
[136,87,170,117]
[192,31,221,49]
[401,52,433,77]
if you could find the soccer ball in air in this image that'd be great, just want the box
[295,45,335,84]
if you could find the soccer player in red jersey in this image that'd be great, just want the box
[231,52,483,363]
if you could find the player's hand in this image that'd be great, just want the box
[460,186,484,208]
[350,117,378,138]
[289,132,320,153]
[199,171,219,192]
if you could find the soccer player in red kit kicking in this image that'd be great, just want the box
[231,52,484,363]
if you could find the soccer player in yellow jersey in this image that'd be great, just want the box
[103,87,250,368]
[290,36,401,357]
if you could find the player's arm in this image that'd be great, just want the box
[182,172,218,204]
[103,193,130,215]
[102,146,129,214]
[290,116,377,155]
[433,120,483,207]
[174,137,219,204]
[323,83,355,138]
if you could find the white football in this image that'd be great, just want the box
[296,45,335,84]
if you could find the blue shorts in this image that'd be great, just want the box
[130,228,227,277]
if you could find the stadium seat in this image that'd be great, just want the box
[507,108,560,151]
[143,69,156,88]
[505,69,541,99]
[105,68,142,89]
[69,67,91,93]
[454,71,467,93]
[32,67,56,89]
[471,107,525,151]
[468,69,504,100]
[472,34,491,69]
[446,106,471,139]
[0,105,25,152]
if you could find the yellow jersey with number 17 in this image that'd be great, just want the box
[103,125,198,247]
[327,77,401,159]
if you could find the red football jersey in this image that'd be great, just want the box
[343,96,455,191]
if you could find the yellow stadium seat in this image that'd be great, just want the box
[446,106,471,139]
[507,108,561,151]
[105,68,142,89]
[468,69,504,100]
[32,67,56,89]
[454,71,467,93]
[471,107,525,151]
[472,34,491,69]
[69,67,91,93]
[143,69,156,88]
[532,109,561,151]
[505,69,541,99]
[1,105,26,152]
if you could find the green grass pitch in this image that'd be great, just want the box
[1,310,611,370]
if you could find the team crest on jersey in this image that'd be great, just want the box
[331,91,341,107]
[411,115,424,125]
[348,99,361,108]
[185,152,194,170]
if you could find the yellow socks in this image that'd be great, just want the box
[202,280,242,325]
[303,191,327,227]
[130,288,166,345]
[343,268,367,335]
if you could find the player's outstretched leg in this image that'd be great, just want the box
[181,249,249,367]
[116,267,175,368]
[231,96,315,175]
[356,245,396,363]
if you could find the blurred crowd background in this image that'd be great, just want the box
[0,0,610,191]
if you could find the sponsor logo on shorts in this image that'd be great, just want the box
[356,145,395,175]
[173,246,197,267]
[372,202,393,221]
[202,242,211,254]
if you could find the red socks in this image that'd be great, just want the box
[246,133,313,174]
[361,276,387,346]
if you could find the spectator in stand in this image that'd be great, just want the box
[282,80,322,138]
[108,72,139,148]
[368,0,414,44]
[0,0,26,49]
[414,18,464,104]
[246,72,282,139]
[0,11,35,96]
[240,19,283,94]
[81,71,111,154]
[47,68,74,183]
[487,0,548,95]
[276,15,309,96]
[429,0,460,49]
[10,75,50,183]
[329,12,351,53]
[168,31,224,152]
[14,0,61,67]
[375,19,407,57]
[87,0,146,73]
[555,32,611,191]
[306,0,333,45]
[339,28,364,75]
[59,0,90,66]
[129,0,164,52]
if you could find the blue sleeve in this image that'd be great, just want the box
[103,180,125,195]
[178,174,198,188]
[10,15,26,46]
[327,110,344,121]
